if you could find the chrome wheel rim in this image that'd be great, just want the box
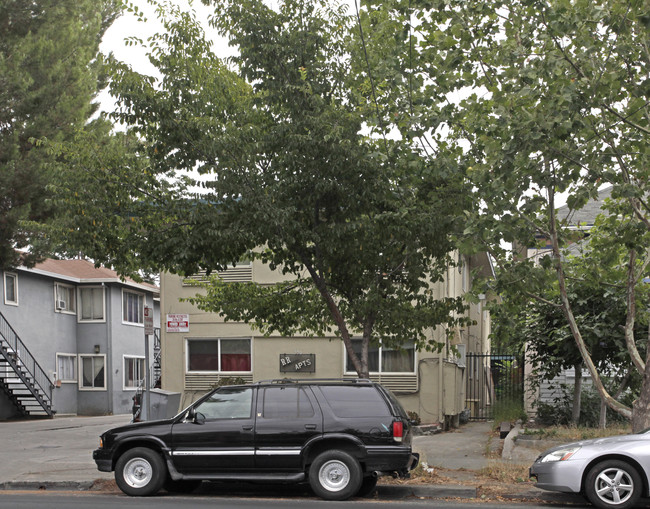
[319,460,350,492]
[123,457,153,489]
[594,467,634,505]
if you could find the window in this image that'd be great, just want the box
[79,287,105,322]
[261,387,315,419]
[194,387,253,420]
[345,339,415,374]
[187,338,251,372]
[55,283,76,313]
[124,356,145,389]
[3,272,17,305]
[123,290,144,325]
[79,354,106,390]
[56,354,77,383]
[319,386,391,418]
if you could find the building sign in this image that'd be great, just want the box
[166,313,189,333]
[279,354,315,373]
[144,306,154,335]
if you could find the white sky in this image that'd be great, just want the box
[98,0,358,113]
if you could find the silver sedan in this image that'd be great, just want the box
[529,430,650,509]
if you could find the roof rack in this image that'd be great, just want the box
[254,378,373,385]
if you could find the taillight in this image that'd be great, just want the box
[392,420,403,442]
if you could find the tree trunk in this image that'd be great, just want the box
[571,364,582,426]
[547,184,632,420]
[632,352,650,432]
[599,399,607,429]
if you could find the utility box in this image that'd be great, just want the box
[148,389,181,420]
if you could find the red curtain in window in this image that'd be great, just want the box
[221,354,251,372]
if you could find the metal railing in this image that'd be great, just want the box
[131,327,161,422]
[465,351,524,421]
[0,311,53,415]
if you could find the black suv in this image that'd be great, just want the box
[93,379,418,500]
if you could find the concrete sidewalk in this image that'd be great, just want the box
[0,414,575,503]
[0,414,130,488]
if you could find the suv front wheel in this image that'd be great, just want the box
[309,450,362,501]
[115,447,166,497]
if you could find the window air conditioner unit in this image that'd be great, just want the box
[56,299,66,309]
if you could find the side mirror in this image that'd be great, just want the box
[186,407,204,424]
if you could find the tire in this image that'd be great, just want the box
[356,475,378,497]
[308,450,362,501]
[115,447,166,497]
[163,479,202,494]
[584,460,642,509]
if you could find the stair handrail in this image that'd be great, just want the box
[0,311,53,407]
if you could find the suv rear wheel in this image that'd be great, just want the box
[309,450,362,501]
[115,447,166,496]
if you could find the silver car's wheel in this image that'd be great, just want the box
[585,460,642,509]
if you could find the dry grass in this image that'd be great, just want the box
[478,461,531,484]
[522,423,632,442]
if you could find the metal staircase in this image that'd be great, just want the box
[0,311,54,418]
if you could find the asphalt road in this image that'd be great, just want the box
[0,492,593,509]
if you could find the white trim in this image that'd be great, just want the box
[79,354,107,391]
[19,266,158,294]
[77,285,106,323]
[122,289,145,326]
[56,353,78,383]
[123,355,145,391]
[185,337,253,374]
[3,272,18,306]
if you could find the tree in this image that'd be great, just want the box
[53,0,472,378]
[0,0,120,270]
[356,0,650,427]
[491,227,647,425]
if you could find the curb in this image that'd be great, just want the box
[377,484,477,499]
[0,481,95,491]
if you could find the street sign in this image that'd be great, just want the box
[166,313,189,333]
[144,306,154,336]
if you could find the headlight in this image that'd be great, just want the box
[540,446,581,463]
[99,437,104,449]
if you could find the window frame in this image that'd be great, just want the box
[78,286,106,323]
[123,355,145,391]
[122,289,144,326]
[79,354,107,391]
[56,353,77,383]
[185,337,253,374]
[344,339,417,375]
[54,282,76,314]
[3,272,18,306]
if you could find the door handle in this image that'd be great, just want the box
[305,424,317,430]
[242,425,253,431]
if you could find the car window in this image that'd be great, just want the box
[194,387,253,420]
[319,386,391,418]
[261,387,315,419]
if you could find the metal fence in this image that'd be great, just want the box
[465,352,524,421]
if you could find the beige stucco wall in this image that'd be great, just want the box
[159,252,491,425]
